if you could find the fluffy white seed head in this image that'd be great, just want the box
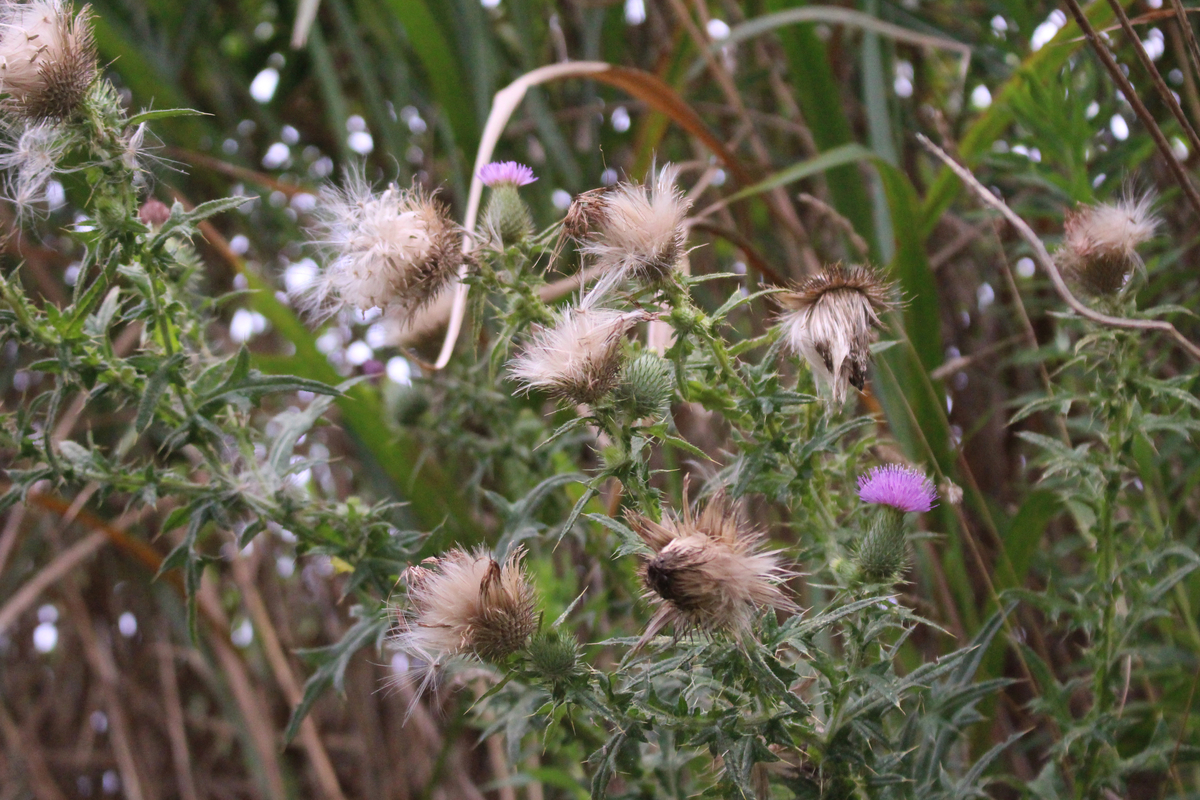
[1058,195,1159,296]
[628,491,796,646]
[577,166,691,300]
[302,172,463,323]
[509,306,647,406]
[776,264,896,403]
[0,118,69,215]
[0,0,97,120]
[394,547,537,667]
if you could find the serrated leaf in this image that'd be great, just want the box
[136,353,185,433]
[284,606,391,743]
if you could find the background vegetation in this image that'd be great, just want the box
[3,0,1200,797]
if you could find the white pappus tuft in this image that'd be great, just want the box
[776,264,896,403]
[575,165,692,301]
[301,171,463,323]
[0,0,97,121]
[0,118,70,215]
[508,306,648,406]
[391,547,537,703]
[1057,194,1159,296]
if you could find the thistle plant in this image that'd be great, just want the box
[5,2,1200,797]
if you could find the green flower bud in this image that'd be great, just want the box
[855,506,908,584]
[527,628,581,686]
[483,184,534,245]
[616,353,673,418]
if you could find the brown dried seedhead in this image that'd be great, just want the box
[627,491,796,648]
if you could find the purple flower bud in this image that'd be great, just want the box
[478,161,537,188]
[857,465,937,513]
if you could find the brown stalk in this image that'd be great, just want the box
[918,134,1200,361]
[155,641,200,800]
[0,505,26,577]
[796,192,871,260]
[0,700,69,800]
[0,530,106,635]
[1167,21,1200,126]
[1103,0,1200,158]
[196,579,289,800]
[1169,0,1200,84]
[1062,0,1200,223]
[165,147,311,199]
[61,587,150,800]
[230,554,349,800]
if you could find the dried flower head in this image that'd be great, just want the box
[561,186,612,242]
[478,160,537,187]
[509,306,647,405]
[394,547,537,667]
[303,172,463,322]
[627,491,795,646]
[0,118,69,214]
[0,0,97,121]
[1058,195,1159,296]
[857,464,937,513]
[578,166,691,298]
[777,264,896,402]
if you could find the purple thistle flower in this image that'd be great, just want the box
[857,465,937,513]
[478,161,537,187]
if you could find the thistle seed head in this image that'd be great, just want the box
[302,171,463,323]
[577,166,691,299]
[0,0,97,121]
[627,491,796,643]
[508,306,647,406]
[394,547,537,666]
[1058,195,1158,296]
[561,186,611,242]
[777,264,896,403]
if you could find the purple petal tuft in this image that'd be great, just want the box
[857,465,937,513]
[478,161,537,187]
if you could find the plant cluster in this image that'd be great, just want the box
[3,1,1200,798]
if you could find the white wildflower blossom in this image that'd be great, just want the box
[0,0,97,120]
[1058,195,1159,296]
[302,170,463,322]
[777,264,896,403]
[508,306,647,406]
